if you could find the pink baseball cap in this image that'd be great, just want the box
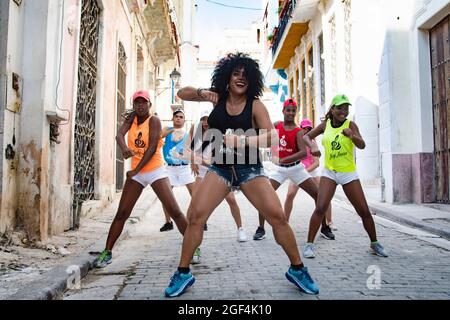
[300,119,313,128]
[283,98,297,108]
[132,90,151,102]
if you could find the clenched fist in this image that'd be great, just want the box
[199,90,219,105]
[342,128,354,139]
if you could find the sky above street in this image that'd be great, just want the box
[195,0,263,60]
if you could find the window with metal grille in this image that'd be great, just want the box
[319,33,326,109]
[301,58,307,119]
[73,0,100,228]
[308,46,315,125]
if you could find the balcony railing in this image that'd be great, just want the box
[271,0,297,57]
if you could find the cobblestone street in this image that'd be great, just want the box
[64,183,450,300]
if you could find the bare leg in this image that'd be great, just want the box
[162,185,174,224]
[314,177,332,225]
[241,177,302,265]
[151,178,188,235]
[225,192,242,228]
[298,178,328,228]
[307,177,337,243]
[342,180,377,242]
[162,182,194,222]
[257,179,281,229]
[178,173,229,268]
[105,178,144,251]
[185,182,195,196]
[192,177,203,196]
[284,181,300,222]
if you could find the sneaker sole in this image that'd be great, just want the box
[238,237,248,242]
[370,249,388,257]
[303,254,315,259]
[285,272,319,295]
[253,235,266,240]
[165,276,195,298]
[320,233,335,240]
[95,259,112,268]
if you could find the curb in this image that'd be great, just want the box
[5,192,158,300]
[5,253,95,300]
[334,193,450,241]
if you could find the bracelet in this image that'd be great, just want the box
[196,88,204,97]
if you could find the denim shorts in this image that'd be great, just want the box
[207,164,267,191]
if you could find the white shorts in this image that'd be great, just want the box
[197,165,209,179]
[269,163,312,186]
[166,164,195,187]
[308,168,321,178]
[132,166,168,187]
[322,169,359,185]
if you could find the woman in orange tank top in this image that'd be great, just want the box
[92,90,188,268]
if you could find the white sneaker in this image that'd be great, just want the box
[191,247,201,264]
[303,243,316,259]
[329,221,337,231]
[237,227,247,242]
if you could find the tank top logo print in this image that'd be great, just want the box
[135,132,146,148]
[329,135,348,161]
[276,135,295,154]
[331,135,341,151]
[280,135,287,147]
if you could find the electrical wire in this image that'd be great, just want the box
[205,0,262,11]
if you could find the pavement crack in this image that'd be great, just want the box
[113,266,138,300]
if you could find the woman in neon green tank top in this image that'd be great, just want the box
[303,94,388,258]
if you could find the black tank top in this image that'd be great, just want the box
[207,94,261,167]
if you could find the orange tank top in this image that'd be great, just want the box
[127,116,164,173]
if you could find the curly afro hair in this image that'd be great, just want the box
[211,52,264,99]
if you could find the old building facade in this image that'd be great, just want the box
[0,0,188,241]
[264,0,449,204]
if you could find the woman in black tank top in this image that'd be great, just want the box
[164,53,319,298]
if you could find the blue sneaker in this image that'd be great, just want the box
[370,242,388,257]
[165,271,195,298]
[285,266,319,295]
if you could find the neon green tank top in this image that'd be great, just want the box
[322,119,356,172]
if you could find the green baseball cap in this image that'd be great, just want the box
[331,94,352,107]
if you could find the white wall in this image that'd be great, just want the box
[17,0,53,239]
[179,0,198,124]
[286,0,385,181]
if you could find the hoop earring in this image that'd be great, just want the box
[226,84,229,91]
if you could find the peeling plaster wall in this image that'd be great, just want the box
[17,0,52,241]
[0,0,23,234]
